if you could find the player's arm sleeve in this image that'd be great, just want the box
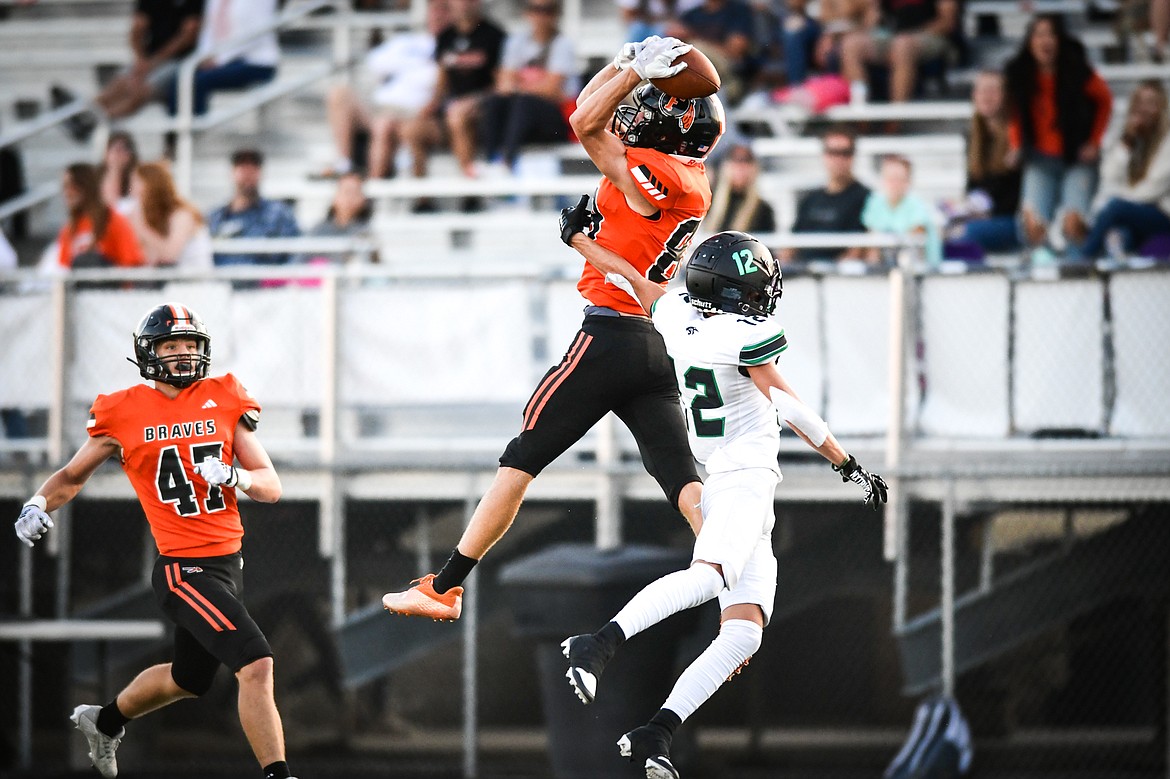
[86,395,117,438]
[626,150,686,211]
[738,324,788,366]
[225,373,262,431]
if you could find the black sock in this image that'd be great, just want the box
[95,699,129,737]
[432,549,478,594]
[262,760,291,779]
[649,708,682,737]
[595,621,627,655]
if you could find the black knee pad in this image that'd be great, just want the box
[171,661,217,697]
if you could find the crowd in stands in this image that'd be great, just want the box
[5,0,1170,273]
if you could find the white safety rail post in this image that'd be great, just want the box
[885,244,915,629]
[18,539,32,769]
[940,479,957,698]
[462,488,480,779]
[595,412,621,550]
[175,53,197,197]
[320,270,346,628]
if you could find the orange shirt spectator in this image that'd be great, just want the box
[56,162,144,269]
[1008,71,1112,159]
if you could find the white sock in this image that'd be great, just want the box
[612,564,724,640]
[662,619,764,723]
[334,157,353,174]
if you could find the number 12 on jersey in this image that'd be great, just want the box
[156,443,227,516]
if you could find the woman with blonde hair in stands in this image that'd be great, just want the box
[57,163,144,269]
[707,143,776,234]
[1073,79,1170,259]
[130,162,213,270]
[952,69,1021,254]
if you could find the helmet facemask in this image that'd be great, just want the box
[143,335,211,388]
[131,303,212,388]
[610,85,724,159]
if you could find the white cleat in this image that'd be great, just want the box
[70,704,123,778]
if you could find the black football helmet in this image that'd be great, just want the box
[685,231,782,317]
[131,303,211,388]
[611,84,724,159]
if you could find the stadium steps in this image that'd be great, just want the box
[894,507,1170,695]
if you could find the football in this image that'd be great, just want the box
[651,46,721,99]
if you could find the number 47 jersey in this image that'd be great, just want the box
[87,373,260,558]
[651,291,789,476]
[578,147,711,315]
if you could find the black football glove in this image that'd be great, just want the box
[559,194,593,247]
[833,454,889,510]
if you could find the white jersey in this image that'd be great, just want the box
[651,291,788,475]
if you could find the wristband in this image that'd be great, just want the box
[233,468,253,493]
[24,495,47,511]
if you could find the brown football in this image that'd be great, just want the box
[651,46,721,99]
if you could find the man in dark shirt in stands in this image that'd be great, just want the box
[779,127,870,263]
[97,0,205,118]
[403,0,506,187]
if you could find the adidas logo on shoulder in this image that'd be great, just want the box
[201,399,218,409]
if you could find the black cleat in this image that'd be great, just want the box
[618,724,679,779]
[561,633,615,704]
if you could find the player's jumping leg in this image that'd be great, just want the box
[71,662,196,777]
[563,562,725,704]
[236,657,293,778]
[619,606,765,779]
[381,467,533,620]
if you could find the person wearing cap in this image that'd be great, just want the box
[207,149,300,267]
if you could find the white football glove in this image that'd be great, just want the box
[631,36,691,81]
[14,501,53,548]
[195,455,236,488]
[613,37,653,71]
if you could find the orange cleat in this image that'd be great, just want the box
[382,574,463,621]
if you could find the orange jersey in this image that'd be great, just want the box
[578,147,711,315]
[87,373,261,557]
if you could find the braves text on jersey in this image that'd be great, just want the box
[651,291,789,474]
[87,373,260,557]
[578,147,712,315]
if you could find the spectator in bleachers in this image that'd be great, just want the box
[207,149,300,266]
[669,0,756,102]
[95,0,204,119]
[1005,15,1112,253]
[778,0,822,87]
[296,172,375,265]
[707,143,776,233]
[862,154,942,265]
[130,162,213,270]
[838,0,959,103]
[321,0,451,180]
[165,0,279,117]
[616,0,701,41]
[477,0,576,173]
[949,69,1021,254]
[56,163,144,270]
[403,0,506,192]
[98,131,139,216]
[1073,79,1170,259]
[778,126,870,263]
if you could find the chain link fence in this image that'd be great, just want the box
[1,261,1168,777]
